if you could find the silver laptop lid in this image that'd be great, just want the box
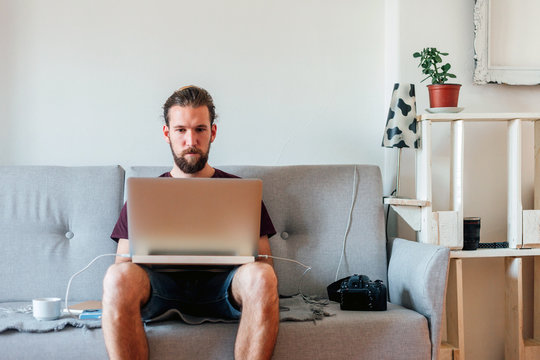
[127,177,262,262]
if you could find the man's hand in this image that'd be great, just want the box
[256,235,273,266]
[115,239,132,264]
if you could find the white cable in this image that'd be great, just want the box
[257,254,312,296]
[64,253,130,317]
[334,166,359,281]
[258,254,310,270]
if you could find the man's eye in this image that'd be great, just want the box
[177,129,186,133]
[196,128,206,132]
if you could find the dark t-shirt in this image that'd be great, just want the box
[110,168,276,241]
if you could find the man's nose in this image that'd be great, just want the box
[185,130,196,146]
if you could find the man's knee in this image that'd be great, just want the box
[235,263,278,303]
[103,263,150,307]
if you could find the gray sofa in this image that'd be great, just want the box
[0,164,449,360]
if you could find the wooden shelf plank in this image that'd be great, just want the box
[446,259,464,359]
[525,338,540,347]
[451,249,540,258]
[535,258,540,341]
[439,342,458,360]
[505,258,524,360]
[525,339,540,360]
[450,120,464,249]
[418,112,540,122]
[383,197,430,207]
[416,117,433,244]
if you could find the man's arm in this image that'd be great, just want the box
[115,239,131,264]
[256,235,273,266]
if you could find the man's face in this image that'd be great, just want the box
[163,105,217,174]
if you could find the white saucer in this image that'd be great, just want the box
[426,107,464,114]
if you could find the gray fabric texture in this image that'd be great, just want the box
[387,237,450,360]
[0,296,332,333]
[0,302,101,332]
[0,166,124,302]
[273,302,430,360]
[0,326,109,360]
[127,165,388,297]
[0,303,430,360]
[147,295,333,325]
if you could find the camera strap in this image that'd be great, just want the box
[326,276,351,302]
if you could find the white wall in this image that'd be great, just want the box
[0,0,385,169]
[4,0,539,242]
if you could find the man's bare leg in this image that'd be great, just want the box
[231,262,279,360]
[102,263,151,360]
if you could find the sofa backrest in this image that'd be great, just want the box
[0,166,124,302]
[127,165,387,297]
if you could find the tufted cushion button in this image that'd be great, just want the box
[280,231,289,240]
[65,231,74,239]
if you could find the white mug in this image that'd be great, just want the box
[32,297,61,321]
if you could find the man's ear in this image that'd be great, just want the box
[163,125,171,144]
[210,124,217,143]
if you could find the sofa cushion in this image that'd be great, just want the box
[127,165,388,298]
[0,166,124,302]
[0,324,109,360]
[0,303,430,360]
[273,302,431,360]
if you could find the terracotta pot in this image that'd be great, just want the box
[427,84,461,108]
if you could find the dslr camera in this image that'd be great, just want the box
[338,274,387,311]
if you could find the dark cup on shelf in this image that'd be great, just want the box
[463,217,481,250]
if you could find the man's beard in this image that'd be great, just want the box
[170,143,210,174]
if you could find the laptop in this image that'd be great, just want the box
[127,177,262,265]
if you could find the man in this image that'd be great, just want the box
[102,86,279,360]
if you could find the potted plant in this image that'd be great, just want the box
[413,47,461,108]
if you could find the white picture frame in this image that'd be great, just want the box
[474,0,540,85]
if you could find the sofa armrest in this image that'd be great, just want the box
[387,238,450,360]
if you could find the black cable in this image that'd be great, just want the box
[385,189,397,244]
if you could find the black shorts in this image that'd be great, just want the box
[140,266,241,323]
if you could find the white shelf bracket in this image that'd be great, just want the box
[390,205,422,231]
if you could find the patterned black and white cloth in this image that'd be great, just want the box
[382,83,419,149]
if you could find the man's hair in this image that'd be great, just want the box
[163,85,217,126]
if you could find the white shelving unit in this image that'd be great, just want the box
[387,112,540,249]
[444,249,540,360]
[386,113,540,360]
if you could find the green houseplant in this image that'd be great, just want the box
[413,47,461,108]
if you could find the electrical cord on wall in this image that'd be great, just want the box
[385,188,397,244]
[334,166,359,281]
